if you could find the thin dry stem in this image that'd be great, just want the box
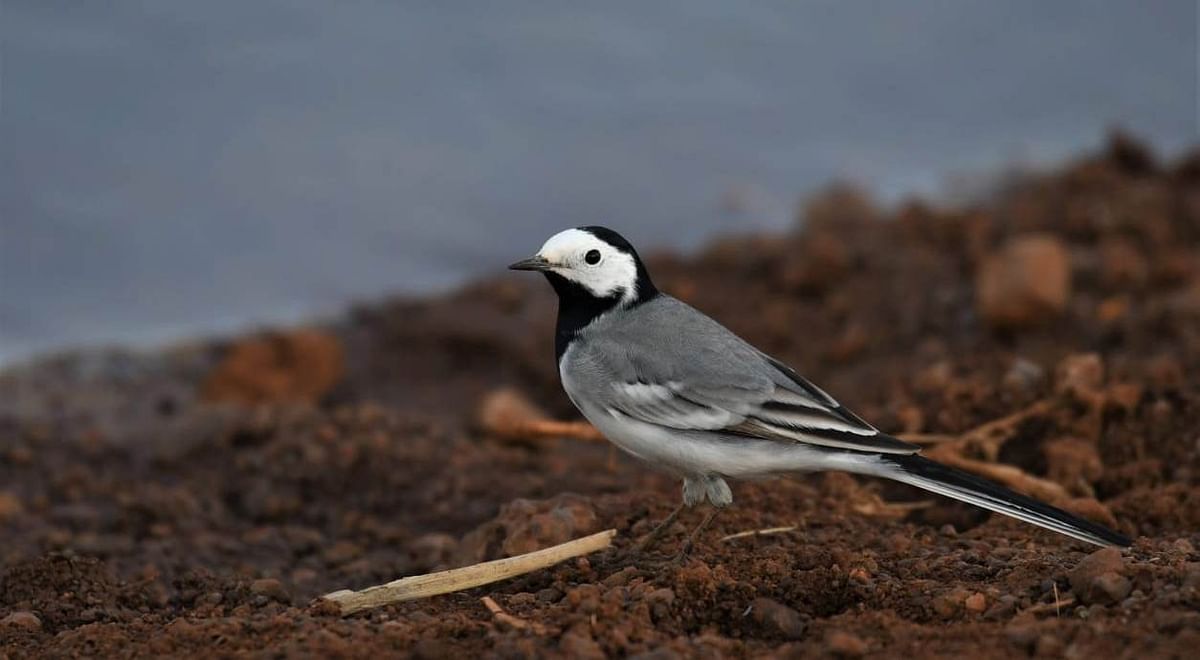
[320,529,616,616]
[478,388,606,443]
[720,525,798,541]
[481,596,548,634]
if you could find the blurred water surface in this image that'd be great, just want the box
[2,1,1196,363]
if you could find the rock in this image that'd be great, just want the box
[976,234,1071,330]
[931,588,969,619]
[964,592,987,614]
[750,597,807,640]
[1,611,42,631]
[200,329,344,405]
[458,494,598,562]
[249,578,289,602]
[1069,547,1128,604]
[1091,572,1132,603]
[825,630,868,657]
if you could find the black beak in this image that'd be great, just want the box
[508,255,553,272]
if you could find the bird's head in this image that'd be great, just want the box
[509,226,657,305]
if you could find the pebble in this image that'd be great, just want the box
[975,234,1071,330]
[825,630,868,657]
[1069,547,1128,605]
[250,578,290,602]
[964,592,987,614]
[0,611,42,631]
[750,597,807,640]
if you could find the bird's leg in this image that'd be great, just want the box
[672,506,721,564]
[671,476,730,563]
[632,502,684,554]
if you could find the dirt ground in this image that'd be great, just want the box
[2,134,1199,658]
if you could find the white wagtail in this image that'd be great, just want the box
[510,226,1130,553]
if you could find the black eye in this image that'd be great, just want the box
[584,249,602,265]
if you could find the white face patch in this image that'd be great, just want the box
[536,228,640,301]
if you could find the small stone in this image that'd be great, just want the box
[250,578,289,602]
[964,592,987,613]
[826,630,868,657]
[507,592,536,607]
[1069,547,1128,605]
[602,566,637,587]
[934,586,974,620]
[750,597,807,640]
[0,611,41,631]
[200,329,344,404]
[976,234,1071,330]
[1172,538,1195,555]
[1092,572,1132,603]
[536,587,563,603]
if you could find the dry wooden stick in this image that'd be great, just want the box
[320,529,616,616]
[478,388,605,443]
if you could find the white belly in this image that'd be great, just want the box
[561,363,887,480]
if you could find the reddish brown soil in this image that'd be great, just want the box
[2,134,1199,658]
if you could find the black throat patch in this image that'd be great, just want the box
[545,269,658,363]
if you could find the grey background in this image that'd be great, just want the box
[2,1,1197,364]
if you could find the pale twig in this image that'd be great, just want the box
[477,388,606,443]
[321,529,616,616]
[1024,592,1075,617]
[851,498,934,519]
[720,525,798,542]
[481,596,548,634]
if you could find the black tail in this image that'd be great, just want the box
[881,454,1131,547]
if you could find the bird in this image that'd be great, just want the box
[509,226,1131,555]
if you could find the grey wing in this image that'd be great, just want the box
[576,331,919,455]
